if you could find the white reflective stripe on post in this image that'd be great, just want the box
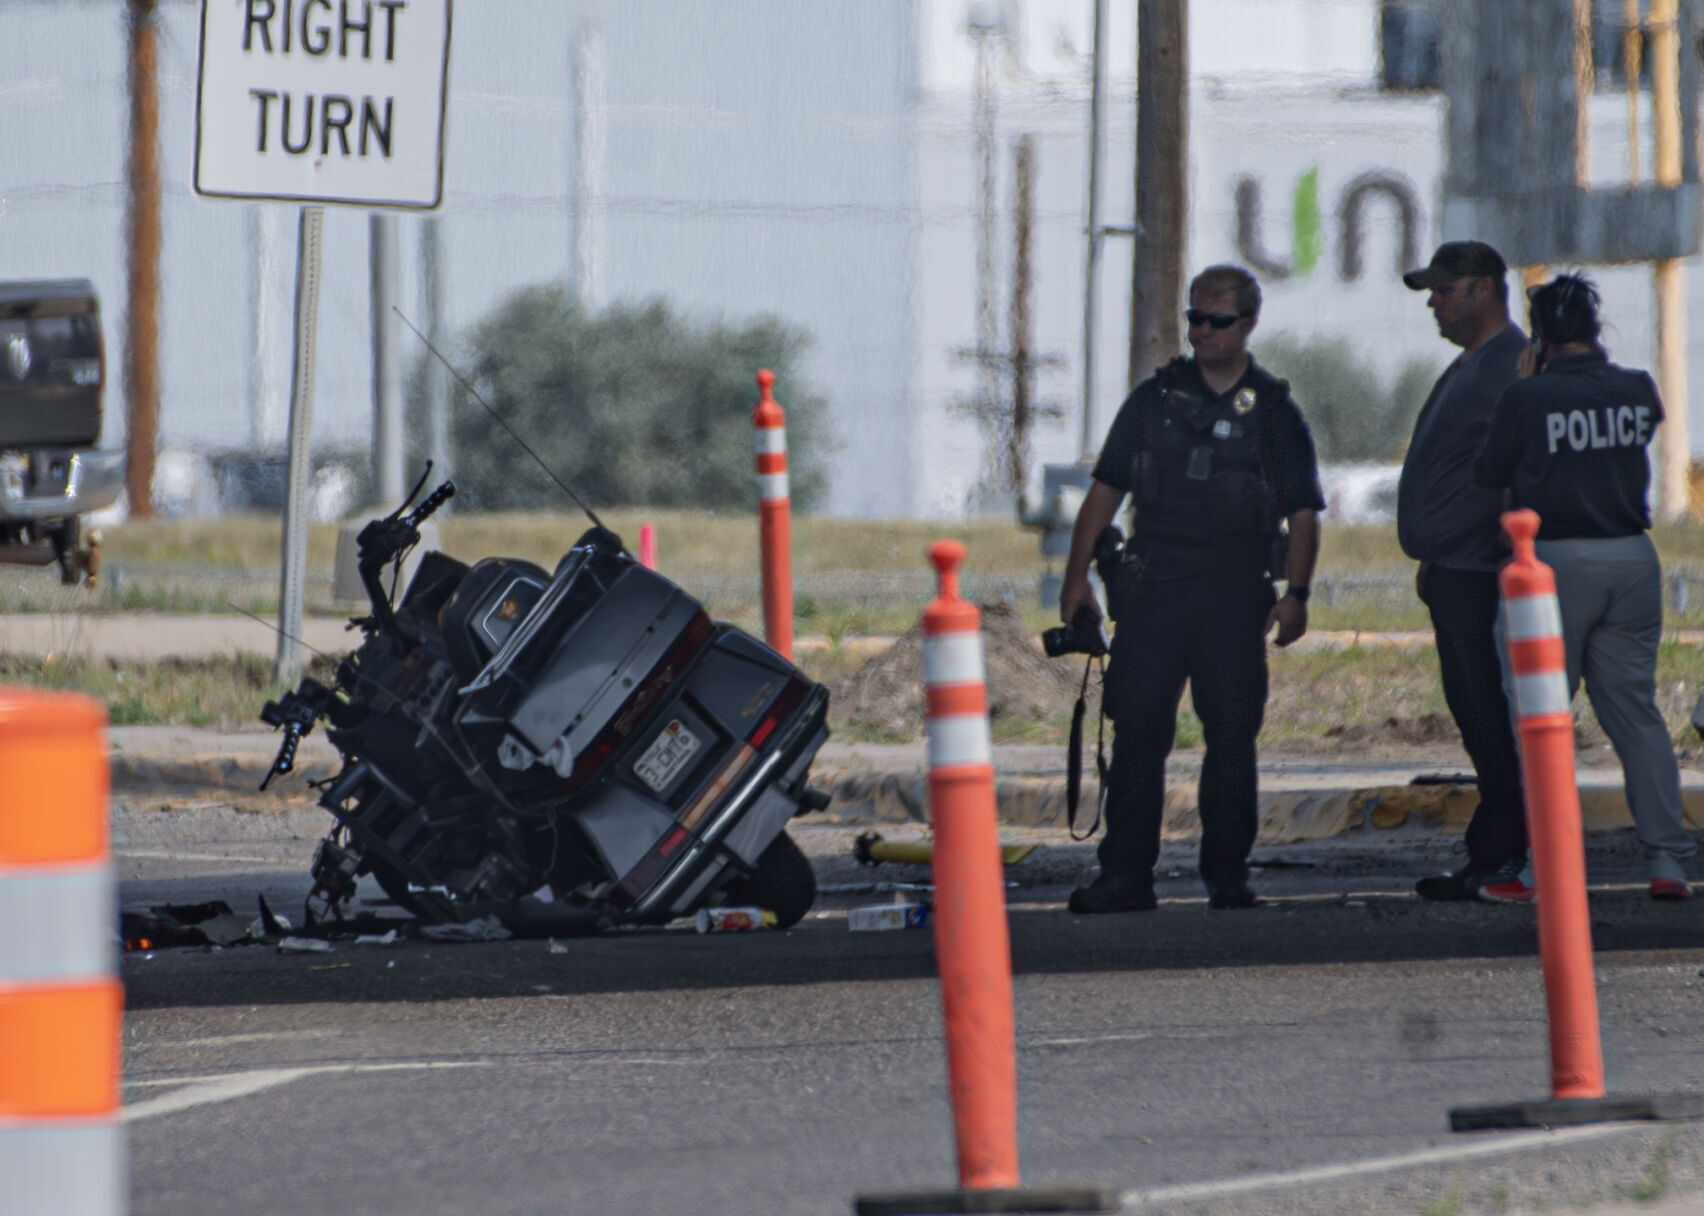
[1505,594,1564,642]
[757,471,789,501]
[0,1121,125,1216]
[0,865,115,981]
[923,633,986,688]
[755,428,787,455]
[927,714,993,769]
[1514,671,1572,718]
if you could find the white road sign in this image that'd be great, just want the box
[194,0,451,208]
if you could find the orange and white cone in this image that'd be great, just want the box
[853,542,1117,1215]
[0,689,125,1212]
[1449,510,1699,1131]
[753,369,793,660]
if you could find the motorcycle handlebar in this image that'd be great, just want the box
[407,480,456,529]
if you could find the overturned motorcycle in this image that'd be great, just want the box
[261,470,830,936]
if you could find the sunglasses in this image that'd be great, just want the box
[1185,309,1248,329]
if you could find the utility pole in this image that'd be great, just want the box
[1651,0,1692,518]
[1009,135,1036,492]
[1130,0,1189,389]
[1080,0,1109,459]
[970,3,1003,489]
[123,0,160,520]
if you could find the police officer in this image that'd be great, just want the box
[1060,264,1324,913]
[1475,273,1696,900]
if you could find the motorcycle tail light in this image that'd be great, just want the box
[747,677,808,747]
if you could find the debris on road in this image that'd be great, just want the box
[847,903,930,931]
[276,936,332,954]
[853,829,1037,867]
[121,900,254,950]
[695,907,777,933]
[419,915,512,943]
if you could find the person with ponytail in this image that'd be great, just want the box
[1475,273,1696,900]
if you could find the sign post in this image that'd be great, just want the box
[193,0,452,683]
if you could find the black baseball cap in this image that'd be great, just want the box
[1402,241,1509,291]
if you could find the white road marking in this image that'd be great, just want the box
[140,1030,337,1049]
[121,1061,491,1122]
[117,850,279,864]
[1121,1123,1641,1210]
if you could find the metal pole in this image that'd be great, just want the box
[1080,0,1108,460]
[1009,135,1035,492]
[123,0,160,520]
[972,14,1001,485]
[1651,0,1691,518]
[1130,0,1188,389]
[422,215,450,489]
[275,206,324,687]
[370,212,404,506]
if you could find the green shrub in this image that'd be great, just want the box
[410,286,832,511]
[1256,333,1441,462]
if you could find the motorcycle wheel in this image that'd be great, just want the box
[717,831,816,930]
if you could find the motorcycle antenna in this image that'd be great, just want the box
[393,306,607,530]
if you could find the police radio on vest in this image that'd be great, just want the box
[1545,405,1653,454]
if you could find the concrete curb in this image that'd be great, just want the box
[109,748,1699,842]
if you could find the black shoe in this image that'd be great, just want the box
[1068,874,1157,915]
[1415,857,1533,903]
[1207,880,1259,909]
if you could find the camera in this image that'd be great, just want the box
[1043,604,1109,659]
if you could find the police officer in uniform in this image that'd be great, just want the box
[1475,273,1696,900]
[1060,265,1325,913]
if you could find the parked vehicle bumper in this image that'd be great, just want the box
[0,449,125,521]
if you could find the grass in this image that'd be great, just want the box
[9,512,1704,738]
[1629,1128,1677,1203]
[0,651,336,729]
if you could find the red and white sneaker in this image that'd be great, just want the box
[1650,877,1693,902]
[1473,858,1535,904]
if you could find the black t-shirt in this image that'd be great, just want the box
[1092,356,1324,579]
[1396,326,1526,572]
[1474,350,1661,540]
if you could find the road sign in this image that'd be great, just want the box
[194,0,451,209]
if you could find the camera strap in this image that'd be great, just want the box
[1065,654,1108,842]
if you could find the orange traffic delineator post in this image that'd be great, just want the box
[1449,510,1700,1132]
[0,688,126,1213]
[753,368,793,660]
[853,542,1116,1216]
[638,521,657,571]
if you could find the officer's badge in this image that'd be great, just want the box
[1233,387,1257,415]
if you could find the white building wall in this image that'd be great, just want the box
[2,0,1700,518]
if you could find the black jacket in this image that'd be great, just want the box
[1474,350,1660,540]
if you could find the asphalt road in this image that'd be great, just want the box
[116,808,1704,1216]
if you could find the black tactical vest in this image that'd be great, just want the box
[1130,358,1283,568]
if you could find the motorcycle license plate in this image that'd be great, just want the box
[634,719,701,792]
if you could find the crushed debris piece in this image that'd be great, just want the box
[277,936,332,953]
[419,915,511,942]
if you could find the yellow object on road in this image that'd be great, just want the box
[852,831,1036,867]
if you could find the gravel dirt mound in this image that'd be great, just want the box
[1323,712,1460,747]
[831,603,1097,738]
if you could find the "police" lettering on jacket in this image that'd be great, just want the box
[1545,405,1652,454]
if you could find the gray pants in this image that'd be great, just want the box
[1534,534,1695,881]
